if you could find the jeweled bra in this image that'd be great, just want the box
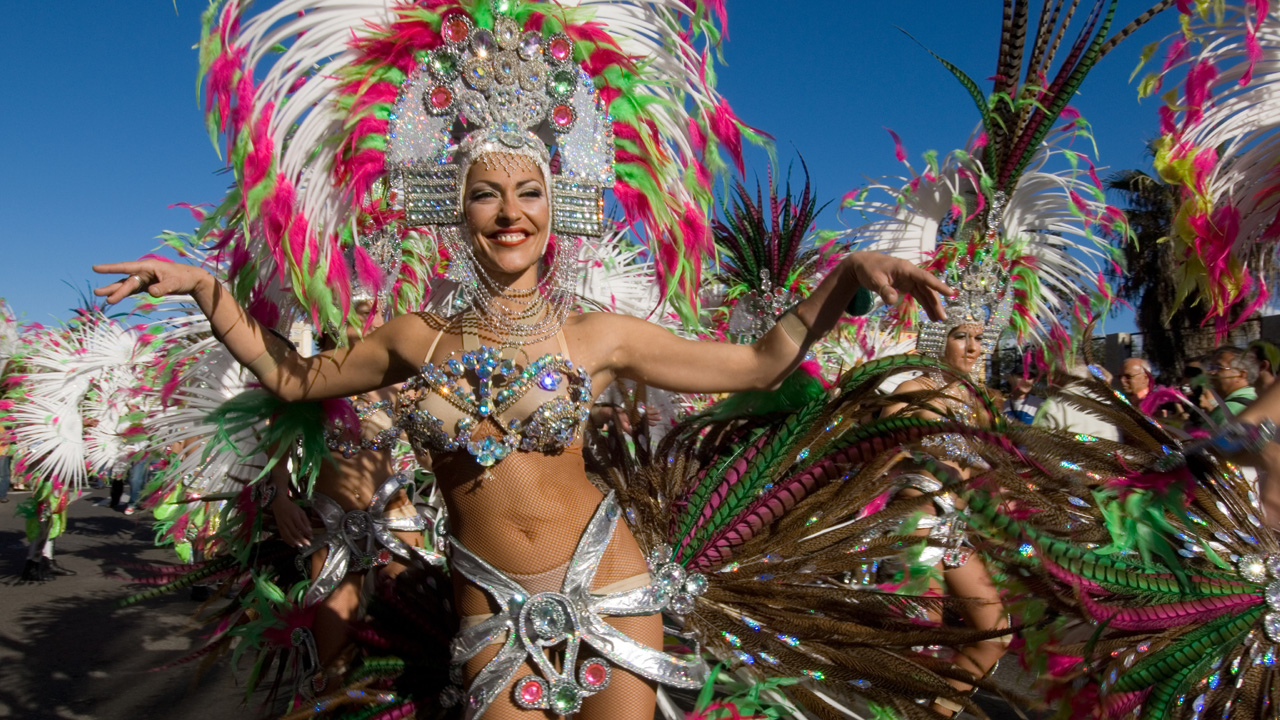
[399,331,593,467]
[324,398,400,459]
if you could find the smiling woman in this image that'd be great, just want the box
[88,1,961,718]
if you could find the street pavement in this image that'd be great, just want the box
[0,487,1044,720]
[0,488,246,720]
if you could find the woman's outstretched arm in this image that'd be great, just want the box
[585,251,952,394]
[93,260,430,401]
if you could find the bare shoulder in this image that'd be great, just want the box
[564,311,665,373]
[376,312,447,365]
[895,377,929,393]
[565,311,647,340]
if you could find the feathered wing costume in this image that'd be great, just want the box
[944,3,1280,717]
[588,353,1068,719]
[1141,1,1280,330]
[3,306,170,578]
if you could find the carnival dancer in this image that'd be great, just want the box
[92,3,961,717]
[273,297,440,693]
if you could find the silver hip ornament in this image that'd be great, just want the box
[448,492,708,719]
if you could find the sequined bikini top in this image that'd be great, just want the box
[398,323,593,467]
[324,397,401,459]
[913,372,988,468]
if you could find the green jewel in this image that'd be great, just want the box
[429,51,458,77]
[547,68,573,97]
[551,685,579,714]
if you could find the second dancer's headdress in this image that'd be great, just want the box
[842,0,1164,376]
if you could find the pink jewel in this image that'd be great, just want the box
[583,663,606,686]
[549,37,572,61]
[375,549,392,565]
[551,104,574,127]
[443,17,470,43]
[519,680,543,704]
[430,86,453,109]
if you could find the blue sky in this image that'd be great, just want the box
[0,1,1177,329]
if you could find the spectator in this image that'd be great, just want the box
[124,454,150,516]
[0,438,10,504]
[1118,357,1154,404]
[1002,370,1043,424]
[1036,363,1121,441]
[1209,345,1260,425]
[1249,341,1278,391]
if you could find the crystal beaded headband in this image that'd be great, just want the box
[387,12,613,238]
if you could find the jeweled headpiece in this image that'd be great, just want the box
[196,0,756,327]
[387,12,612,237]
[914,193,1015,362]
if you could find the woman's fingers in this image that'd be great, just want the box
[92,262,152,304]
[92,262,145,275]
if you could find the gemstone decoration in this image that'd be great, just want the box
[442,15,473,45]
[1266,612,1280,643]
[549,69,575,99]
[551,684,580,714]
[519,59,548,92]
[1267,554,1280,578]
[494,15,520,49]
[428,51,459,79]
[514,677,546,708]
[518,31,543,60]
[425,85,455,114]
[1267,581,1280,611]
[551,104,576,131]
[528,598,567,641]
[669,593,695,615]
[1240,554,1268,584]
[463,58,493,91]
[492,51,519,85]
[471,28,496,58]
[578,660,611,689]
[649,543,673,566]
[658,562,687,588]
[547,34,573,63]
[684,573,709,596]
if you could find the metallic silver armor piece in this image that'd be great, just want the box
[894,473,973,569]
[298,471,444,605]
[449,491,709,719]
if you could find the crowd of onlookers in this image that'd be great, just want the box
[996,341,1279,432]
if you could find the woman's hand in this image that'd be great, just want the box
[842,251,954,320]
[92,260,213,305]
[271,493,313,549]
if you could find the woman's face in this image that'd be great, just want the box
[463,156,550,284]
[943,324,983,373]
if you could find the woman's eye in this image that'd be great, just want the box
[520,189,543,199]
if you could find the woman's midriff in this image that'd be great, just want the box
[428,446,650,617]
[313,449,398,511]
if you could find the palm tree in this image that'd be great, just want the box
[1105,168,1206,375]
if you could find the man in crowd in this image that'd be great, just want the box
[1209,345,1260,425]
[1119,357,1154,404]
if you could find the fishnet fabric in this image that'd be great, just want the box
[412,320,661,716]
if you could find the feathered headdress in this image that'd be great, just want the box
[197,0,762,327]
[842,0,1164,373]
[1140,1,1280,332]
